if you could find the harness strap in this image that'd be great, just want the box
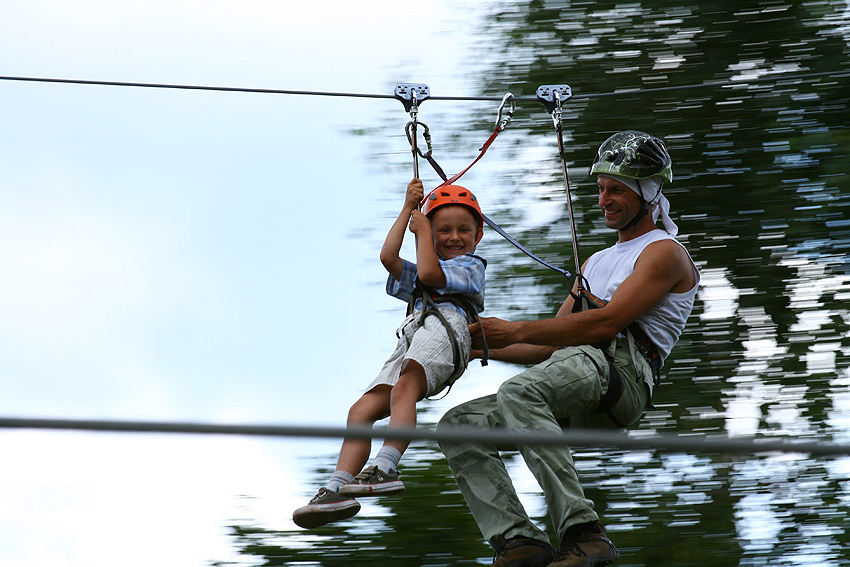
[481,212,573,283]
[434,129,502,188]
[627,322,661,387]
[406,283,488,400]
[579,347,628,429]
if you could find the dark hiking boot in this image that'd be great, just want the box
[492,536,555,567]
[548,522,619,567]
[292,487,360,529]
[338,465,405,496]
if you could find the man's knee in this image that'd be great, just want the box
[438,403,463,430]
[497,372,544,407]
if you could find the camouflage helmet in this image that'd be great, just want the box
[590,130,673,184]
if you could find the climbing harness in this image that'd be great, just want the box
[537,88,665,424]
[397,85,517,191]
[405,280,487,399]
[395,85,524,391]
[399,84,574,285]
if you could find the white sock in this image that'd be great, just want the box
[373,446,402,474]
[325,470,354,492]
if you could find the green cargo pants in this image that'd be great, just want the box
[437,337,652,547]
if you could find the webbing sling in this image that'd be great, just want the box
[572,285,660,428]
[406,282,488,399]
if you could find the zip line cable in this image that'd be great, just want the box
[1,69,848,103]
[3,68,849,458]
[1,417,848,457]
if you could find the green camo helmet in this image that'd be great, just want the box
[590,130,673,184]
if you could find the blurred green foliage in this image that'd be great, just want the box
[220,2,850,565]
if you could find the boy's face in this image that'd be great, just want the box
[429,205,483,259]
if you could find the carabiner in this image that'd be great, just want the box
[551,89,563,129]
[495,92,516,132]
[406,119,433,158]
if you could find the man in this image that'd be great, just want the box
[438,131,700,567]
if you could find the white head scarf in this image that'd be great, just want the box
[601,173,679,236]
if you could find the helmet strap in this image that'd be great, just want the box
[619,178,650,232]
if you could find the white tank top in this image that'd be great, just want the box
[583,229,700,365]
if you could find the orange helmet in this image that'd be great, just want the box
[421,185,482,224]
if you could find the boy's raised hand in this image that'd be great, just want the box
[405,178,425,212]
[408,209,432,237]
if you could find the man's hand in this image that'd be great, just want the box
[470,317,517,350]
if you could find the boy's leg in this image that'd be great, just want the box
[293,387,393,529]
[438,394,550,548]
[340,364,427,496]
[385,361,428,454]
[335,386,391,475]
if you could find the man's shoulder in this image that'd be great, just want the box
[637,236,697,291]
[641,234,691,260]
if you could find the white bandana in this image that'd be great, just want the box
[600,174,679,236]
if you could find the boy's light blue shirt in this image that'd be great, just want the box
[386,254,486,317]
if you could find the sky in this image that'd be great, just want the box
[0,1,529,566]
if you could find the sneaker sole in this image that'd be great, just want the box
[338,480,405,496]
[292,500,361,529]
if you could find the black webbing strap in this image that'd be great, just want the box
[406,283,488,399]
[579,347,627,429]
[627,323,661,386]
[600,357,627,428]
[480,212,574,283]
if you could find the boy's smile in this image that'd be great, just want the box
[429,205,483,259]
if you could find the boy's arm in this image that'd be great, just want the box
[380,179,424,281]
[409,210,445,287]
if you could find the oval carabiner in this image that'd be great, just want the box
[405,119,433,158]
[551,89,563,129]
[495,92,516,132]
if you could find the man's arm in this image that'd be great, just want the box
[469,276,579,365]
[478,239,694,350]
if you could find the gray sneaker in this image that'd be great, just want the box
[292,488,360,529]
[338,465,405,496]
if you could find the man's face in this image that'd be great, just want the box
[597,175,642,230]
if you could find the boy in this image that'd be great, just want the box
[293,178,486,529]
